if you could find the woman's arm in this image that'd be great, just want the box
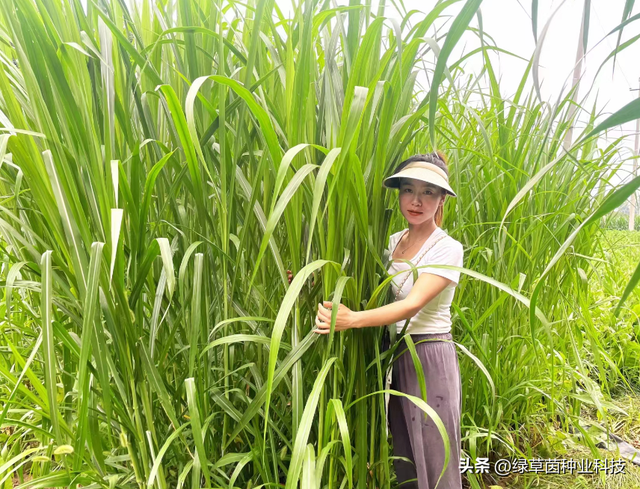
[315,273,452,333]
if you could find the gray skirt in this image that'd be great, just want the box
[382,332,462,489]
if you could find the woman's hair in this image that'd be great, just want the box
[394,151,449,226]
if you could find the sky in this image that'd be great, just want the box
[440,0,640,188]
[424,0,640,187]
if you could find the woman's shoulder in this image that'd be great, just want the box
[426,231,464,258]
[387,229,408,249]
[441,233,463,249]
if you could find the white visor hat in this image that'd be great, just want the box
[383,160,457,197]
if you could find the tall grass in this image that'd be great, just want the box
[602,211,640,230]
[0,0,639,488]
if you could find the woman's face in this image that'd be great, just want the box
[398,178,446,225]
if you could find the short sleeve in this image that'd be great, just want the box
[419,239,463,286]
[383,235,393,265]
[385,231,402,260]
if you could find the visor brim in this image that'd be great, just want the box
[382,167,457,197]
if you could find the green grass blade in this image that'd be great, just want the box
[532,0,567,103]
[262,260,334,446]
[147,422,190,489]
[188,253,204,377]
[224,331,319,450]
[109,209,123,281]
[328,399,352,489]
[613,0,635,72]
[185,377,211,486]
[250,164,318,290]
[581,96,640,142]
[156,237,175,300]
[285,357,336,489]
[40,250,61,443]
[73,241,104,470]
[428,0,483,145]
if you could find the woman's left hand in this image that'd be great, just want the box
[315,301,355,334]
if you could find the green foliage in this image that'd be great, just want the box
[602,212,640,231]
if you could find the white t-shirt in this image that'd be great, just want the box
[385,227,464,335]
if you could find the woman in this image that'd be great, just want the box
[314,152,464,489]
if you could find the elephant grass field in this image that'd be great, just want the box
[2,0,640,487]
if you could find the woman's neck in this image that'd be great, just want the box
[406,220,438,242]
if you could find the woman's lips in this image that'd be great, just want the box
[408,210,422,216]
